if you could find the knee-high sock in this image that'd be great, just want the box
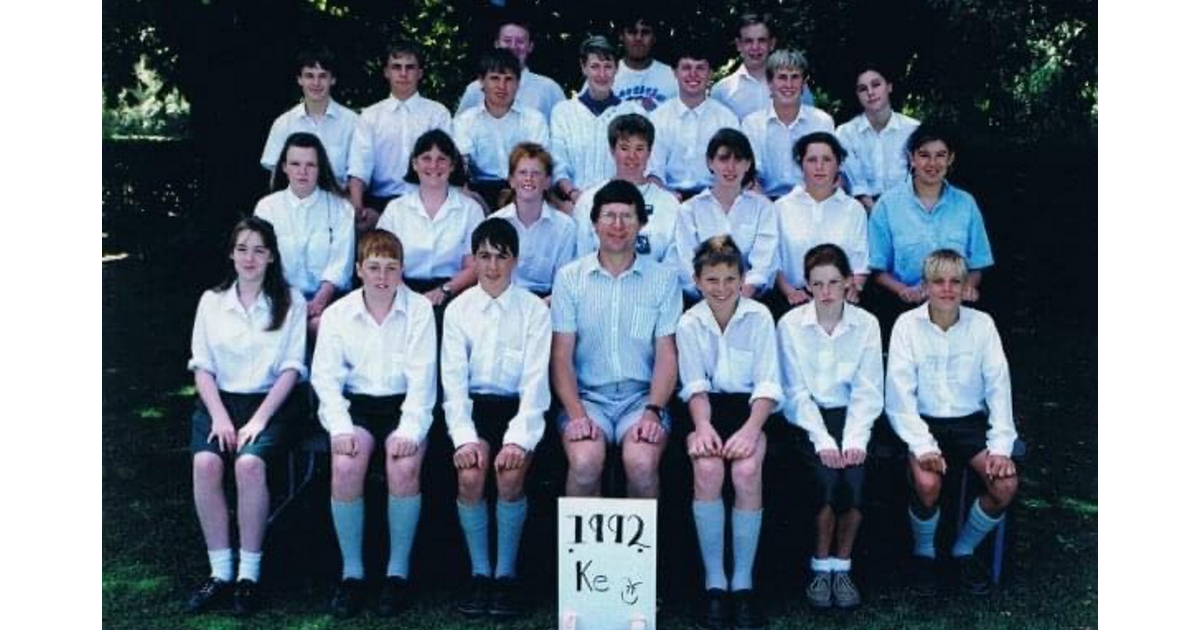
[457,500,492,577]
[731,508,763,591]
[693,499,727,590]
[909,507,940,559]
[952,499,1004,557]
[387,494,422,578]
[331,498,365,579]
[495,498,527,578]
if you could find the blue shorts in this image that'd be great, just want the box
[558,380,670,444]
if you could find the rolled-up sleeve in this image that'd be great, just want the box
[748,317,783,407]
[675,317,711,402]
[186,293,216,375]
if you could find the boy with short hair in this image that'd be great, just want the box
[455,18,566,120]
[711,14,813,120]
[648,42,739,198]
[885,249,1019,596]
[740,49,835,199]
[442,218,551,618]
[453,49,549,210]
[260,48,359,187]
[347,42,452,230]
[310,230,438,618]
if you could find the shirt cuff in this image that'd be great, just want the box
[504,414,546,453]
[986,437,1014,458]
[322,410,356,438]
[278,360,309,382]
[679,379,711,402]
[749,382,783,410]
[187,358,215,374]
[396,412,429,444]
[448,421,480,450]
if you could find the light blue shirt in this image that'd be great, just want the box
[867,181,994,286]
[551,254,682,390]
[493,202,577,294]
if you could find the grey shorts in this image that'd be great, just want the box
[557,380,671,444]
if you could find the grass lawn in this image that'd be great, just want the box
[102,145,1096,630]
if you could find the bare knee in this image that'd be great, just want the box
[496,467,528,501]
[910,468,942,507]
[457,466,487,503]
[730,456,763,492]
[986,474,1019,509]
[387,454,424,496]
[692,458,725,500]
[193,453,225,486]
[235,455,266,484]
[568,445,606,487]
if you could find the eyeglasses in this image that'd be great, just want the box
[597,211,638,225]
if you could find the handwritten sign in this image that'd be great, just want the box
[558,497,657,630]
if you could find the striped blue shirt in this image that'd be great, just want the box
[551,253,682,390]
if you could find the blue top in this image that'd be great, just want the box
[867,181,994,286]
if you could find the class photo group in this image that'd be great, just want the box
[176,7,1029,629]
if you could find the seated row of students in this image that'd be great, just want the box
[255,113,990,348]
[184,203,1017,626]
[259,11,919,222]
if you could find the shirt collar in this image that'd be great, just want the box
[579,90,622,115]
[583,252,646,279]
[917,302,971,331]
[387,93,421,111]
[768,104,808,127]
[480,284,518,313]
[734,64,761,83]
[350,286,409,320]
[285,187,320,209]
[221,283,270,314]
[695,297,755,333]
[798,301,863,336]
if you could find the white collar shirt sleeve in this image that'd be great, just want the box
[885,306,1016,457]
[676,300,783,406]
[776,189,870,288]
[188,287,309,393]
[441,287,552,452]
[778,303,883,452]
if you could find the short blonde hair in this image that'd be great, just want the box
[921,249,968,284]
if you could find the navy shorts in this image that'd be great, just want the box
[924,411,990,468]
[346,393,408,447]
[799,406,867,512]
[190,390,304,462]
[470,393,522,452]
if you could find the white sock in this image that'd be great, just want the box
[238,550,262,583]
[829,557,851,572]
[208,548,234,582]
[810,557,833,573]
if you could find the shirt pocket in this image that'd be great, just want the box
[835,359,858,386]
[628,306,658,342]
[948,351,977,388]
[497,345,526,390]
[941,223,970,255]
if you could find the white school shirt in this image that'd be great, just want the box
[885,305,1017,457]
[741,104,835,198]
[253,189,355,296]
[188,285,309,392]
[260,100,359,186]
[493,202,577,293]
[573,180,683,282]
[675,298,783,407]
[347,93,452,198]
[775,187,869,288]
[611,59,679,112]
[777,302,883,453]
[835,111,920,198]
[376,188,486,280]
[452,104,549,183]
[455,68,566,120]
[676,188,779,294]
[441,285,551,452]
[648,97,739,191]
[549,97,648,189]
[310,287,438,440]
[711,65,815,120]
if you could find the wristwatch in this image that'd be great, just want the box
[644,404,664,422]
[440,283,454,297]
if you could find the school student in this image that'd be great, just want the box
[310,230,438,618]
[886,249,1019,596]
[676,235,782,630]
[778,244,883,609]
[184,217,307,617]
[442,218,551,618]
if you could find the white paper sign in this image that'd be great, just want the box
[558,497,657,630]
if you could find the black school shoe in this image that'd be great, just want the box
[489,576,521,618]
[232,579,260,617]
[911,556,939,596]
[185,577,232,614]
[330,578,367,619]
[697,588,728,630]
[955,553,991,596]
[730,589,766,630]
[457,575,491,617]
[377,576,414,617]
